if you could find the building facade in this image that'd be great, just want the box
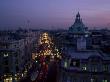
[58,12,110,82]
[0,30,36,82]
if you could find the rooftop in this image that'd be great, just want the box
[64,47,110,60]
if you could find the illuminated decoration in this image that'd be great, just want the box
[39,32,52,45]
[3,74,21,82]
[35,32,61,66]
[4,77,12,82]
[43,62,45,65]
[36,60,38,63]
[14,77,17,81]
[51,56,54,59]
[32,53,36,60]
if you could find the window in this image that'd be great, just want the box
[102,79,108,82]
[103,64,108,72]
[73,61,76,66]
[4,77,12,82]
[91,78,97,82]
[91,79,94,82]
[91,64,97,72]
[70,59,80,67]
[64,62,67,68]
[82,64,87,71]
[4,53,8,57]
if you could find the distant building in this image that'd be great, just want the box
[0,30,37,82]
[69,12,88,33]
[58,12,110,82]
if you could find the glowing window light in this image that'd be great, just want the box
[90,79,93,82]
[57,55,59,58]
[4,77,12,82]
[22,74,24,77]
[51,56,54,59]
[59,56,62,59]
[73,61,76,66]
[82,64,87,70]
[90,78,98,82]
[102,80,108,82]
[51,53,53,56]
[45,40,49,43]
[4,74,6,77]
[15,74,17,76]
[35,55,37,58]
[64,62,67,68]
[4,53,8,57]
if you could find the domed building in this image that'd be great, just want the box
[58,12,110,82]
[69,12,88,33]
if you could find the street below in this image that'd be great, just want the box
[45,61,58,82]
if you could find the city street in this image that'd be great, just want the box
[31,32,59,82]
[19,32,60,82]
[1,1,110,82]
[45,61,58,82]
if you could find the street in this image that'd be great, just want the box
[45,61,58,82]
[20,32,60,82]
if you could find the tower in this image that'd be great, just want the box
[69,12,89,50]
[69,12,87,33]
[75,12,81,23]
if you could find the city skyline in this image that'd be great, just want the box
[0,0,110,30]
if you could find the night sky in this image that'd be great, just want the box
[0,0,110,30]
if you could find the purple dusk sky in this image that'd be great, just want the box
[0,0,110,30]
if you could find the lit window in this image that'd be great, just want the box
[73,61,76,66]
[22,74,24,77]
[103,65,108,72]
[91,65,97,72]
[4,53,8,57]
[70,59,80,67]
[82,64,87,71]
[4,77,12,82]
[85,34,88,37]
[102,79,108,82]
[91,78,94,82]
[90,78,97,82]
[14,77,18,81]
[64,62,67,68]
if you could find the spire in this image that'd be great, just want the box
[75,12,81,23]
[76,12,80,18]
